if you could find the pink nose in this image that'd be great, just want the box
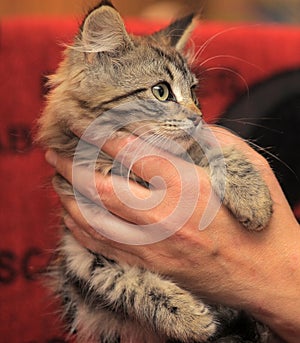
[188,114,202,126]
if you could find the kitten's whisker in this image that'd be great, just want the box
[142,132,167,149]
[200,124,244,144]
[186,39,196,64]
[193,27,240,60]
[220,118,283,134]
[247,140,297,178]
[143,132,171,152]
[220,116,277,121]
[116,128,166,172]
[206,124,296,177]
[197,54,262,73]
[193,24,259,60]
[198,66,250,97]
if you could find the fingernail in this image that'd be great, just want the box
[45,150,57,167]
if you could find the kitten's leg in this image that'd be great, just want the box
[60,231,218,342]
[199,147,273,231]
[50,243,125,343]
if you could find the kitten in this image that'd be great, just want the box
[37,1,275,342]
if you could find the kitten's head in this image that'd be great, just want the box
[45,0,201,153]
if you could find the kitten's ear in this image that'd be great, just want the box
[153,14,197,51]
[80,2,131,54]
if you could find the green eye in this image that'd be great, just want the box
[152,83,173,102]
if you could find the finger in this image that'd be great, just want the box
[64,214,104,252]
[69,130,181,184]
[45,148,110,198]
[60,193,180,246]
[71,126,219,185]
[61,194,108,242]
[45,148,208,229]
[102,135,191,185]
[45,149,107,203]
[45,150,158,218]
[61,197,210,276]
[63,214,147,267]
[45,148,173,206]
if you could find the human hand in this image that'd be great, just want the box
[45,126,300,342]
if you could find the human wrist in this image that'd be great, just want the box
[246,233,300,343]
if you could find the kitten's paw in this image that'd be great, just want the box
[176,303,217,342]
[213,147,273,231]
[234,192,273,231]
[148,289,217,342]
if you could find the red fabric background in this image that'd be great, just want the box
[0,17,300,342]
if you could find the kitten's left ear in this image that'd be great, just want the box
[79,3,132,55]
[153,14,197,51]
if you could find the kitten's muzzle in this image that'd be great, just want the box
[188,114,202,127]
[184,102,202,127]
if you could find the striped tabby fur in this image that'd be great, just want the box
[37,1,275,342]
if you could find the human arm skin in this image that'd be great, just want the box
[45,127,300,342]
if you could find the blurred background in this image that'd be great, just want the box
[0,2,299,342]
[1,0,300,23]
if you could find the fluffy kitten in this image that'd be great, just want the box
[37,1,275,342]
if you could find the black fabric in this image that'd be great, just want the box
[219,69,300,216]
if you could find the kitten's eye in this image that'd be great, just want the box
[152,82,175,102]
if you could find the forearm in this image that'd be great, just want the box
[214,219,300,343]
[224,172,300,342]
[249,238,300,343]
[173,212,300,343]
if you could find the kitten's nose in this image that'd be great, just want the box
[188,114,202,127]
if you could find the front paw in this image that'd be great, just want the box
[160,297,217,342]
[224,162,273,231]
[233,190,273,231]
[211,147,273,231]
[145,285,217,342]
